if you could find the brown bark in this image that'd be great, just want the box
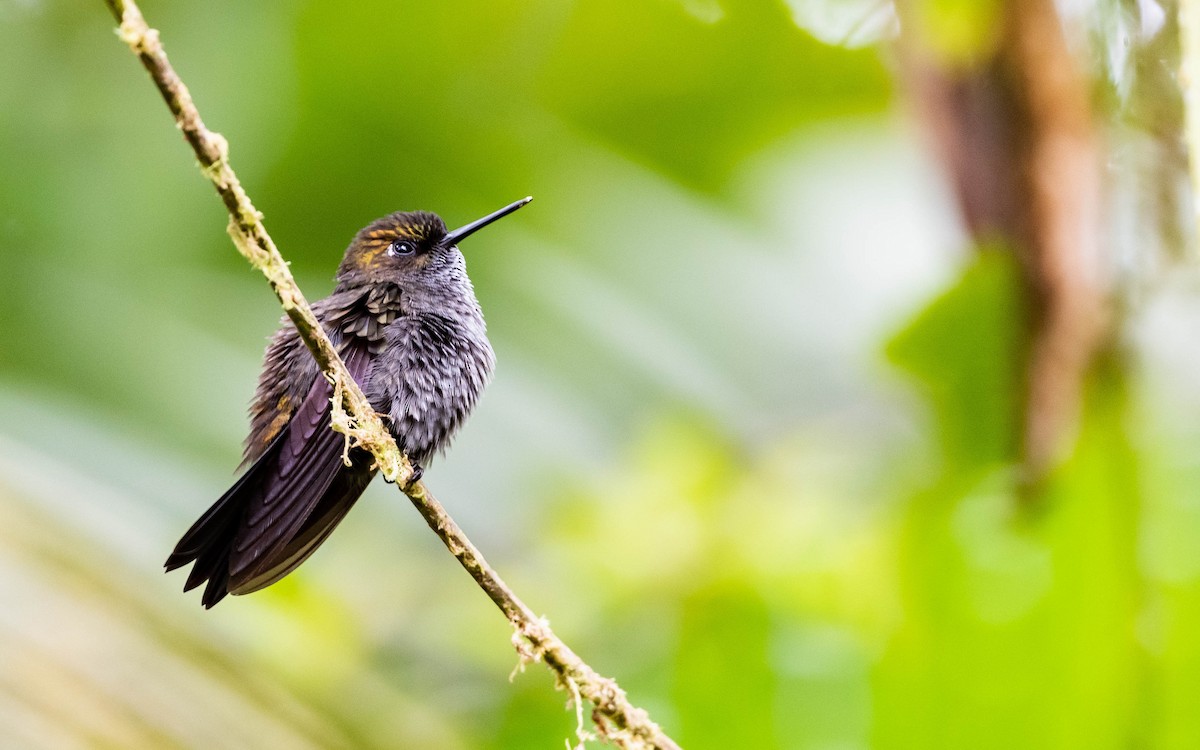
[899,0,1108,483]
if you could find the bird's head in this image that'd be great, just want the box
[337,197,531,288]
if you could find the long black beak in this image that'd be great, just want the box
[441,196,533,248]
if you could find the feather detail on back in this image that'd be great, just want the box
[167,284,404,607]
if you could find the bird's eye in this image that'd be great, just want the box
[388,240,416,257]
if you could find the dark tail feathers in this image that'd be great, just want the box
[165,437,277,608]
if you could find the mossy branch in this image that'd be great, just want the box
[102,2,681,748]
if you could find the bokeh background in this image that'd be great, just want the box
[3,0,1200,747]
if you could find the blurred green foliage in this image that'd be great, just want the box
[888,251,1023,474]
[2,0,1199,748]
[904,0,1003,64]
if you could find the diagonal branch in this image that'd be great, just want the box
[102,2,681,748]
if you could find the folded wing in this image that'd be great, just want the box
[165,341,375,607]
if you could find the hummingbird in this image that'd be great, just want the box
[165,197,531,607]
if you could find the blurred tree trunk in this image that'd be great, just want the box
[896,0,1109,487]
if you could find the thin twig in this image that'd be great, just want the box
[101,2,680,748]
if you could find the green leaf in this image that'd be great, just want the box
[886,249,1025,476]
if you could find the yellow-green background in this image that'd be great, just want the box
[1,1,1197,748]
